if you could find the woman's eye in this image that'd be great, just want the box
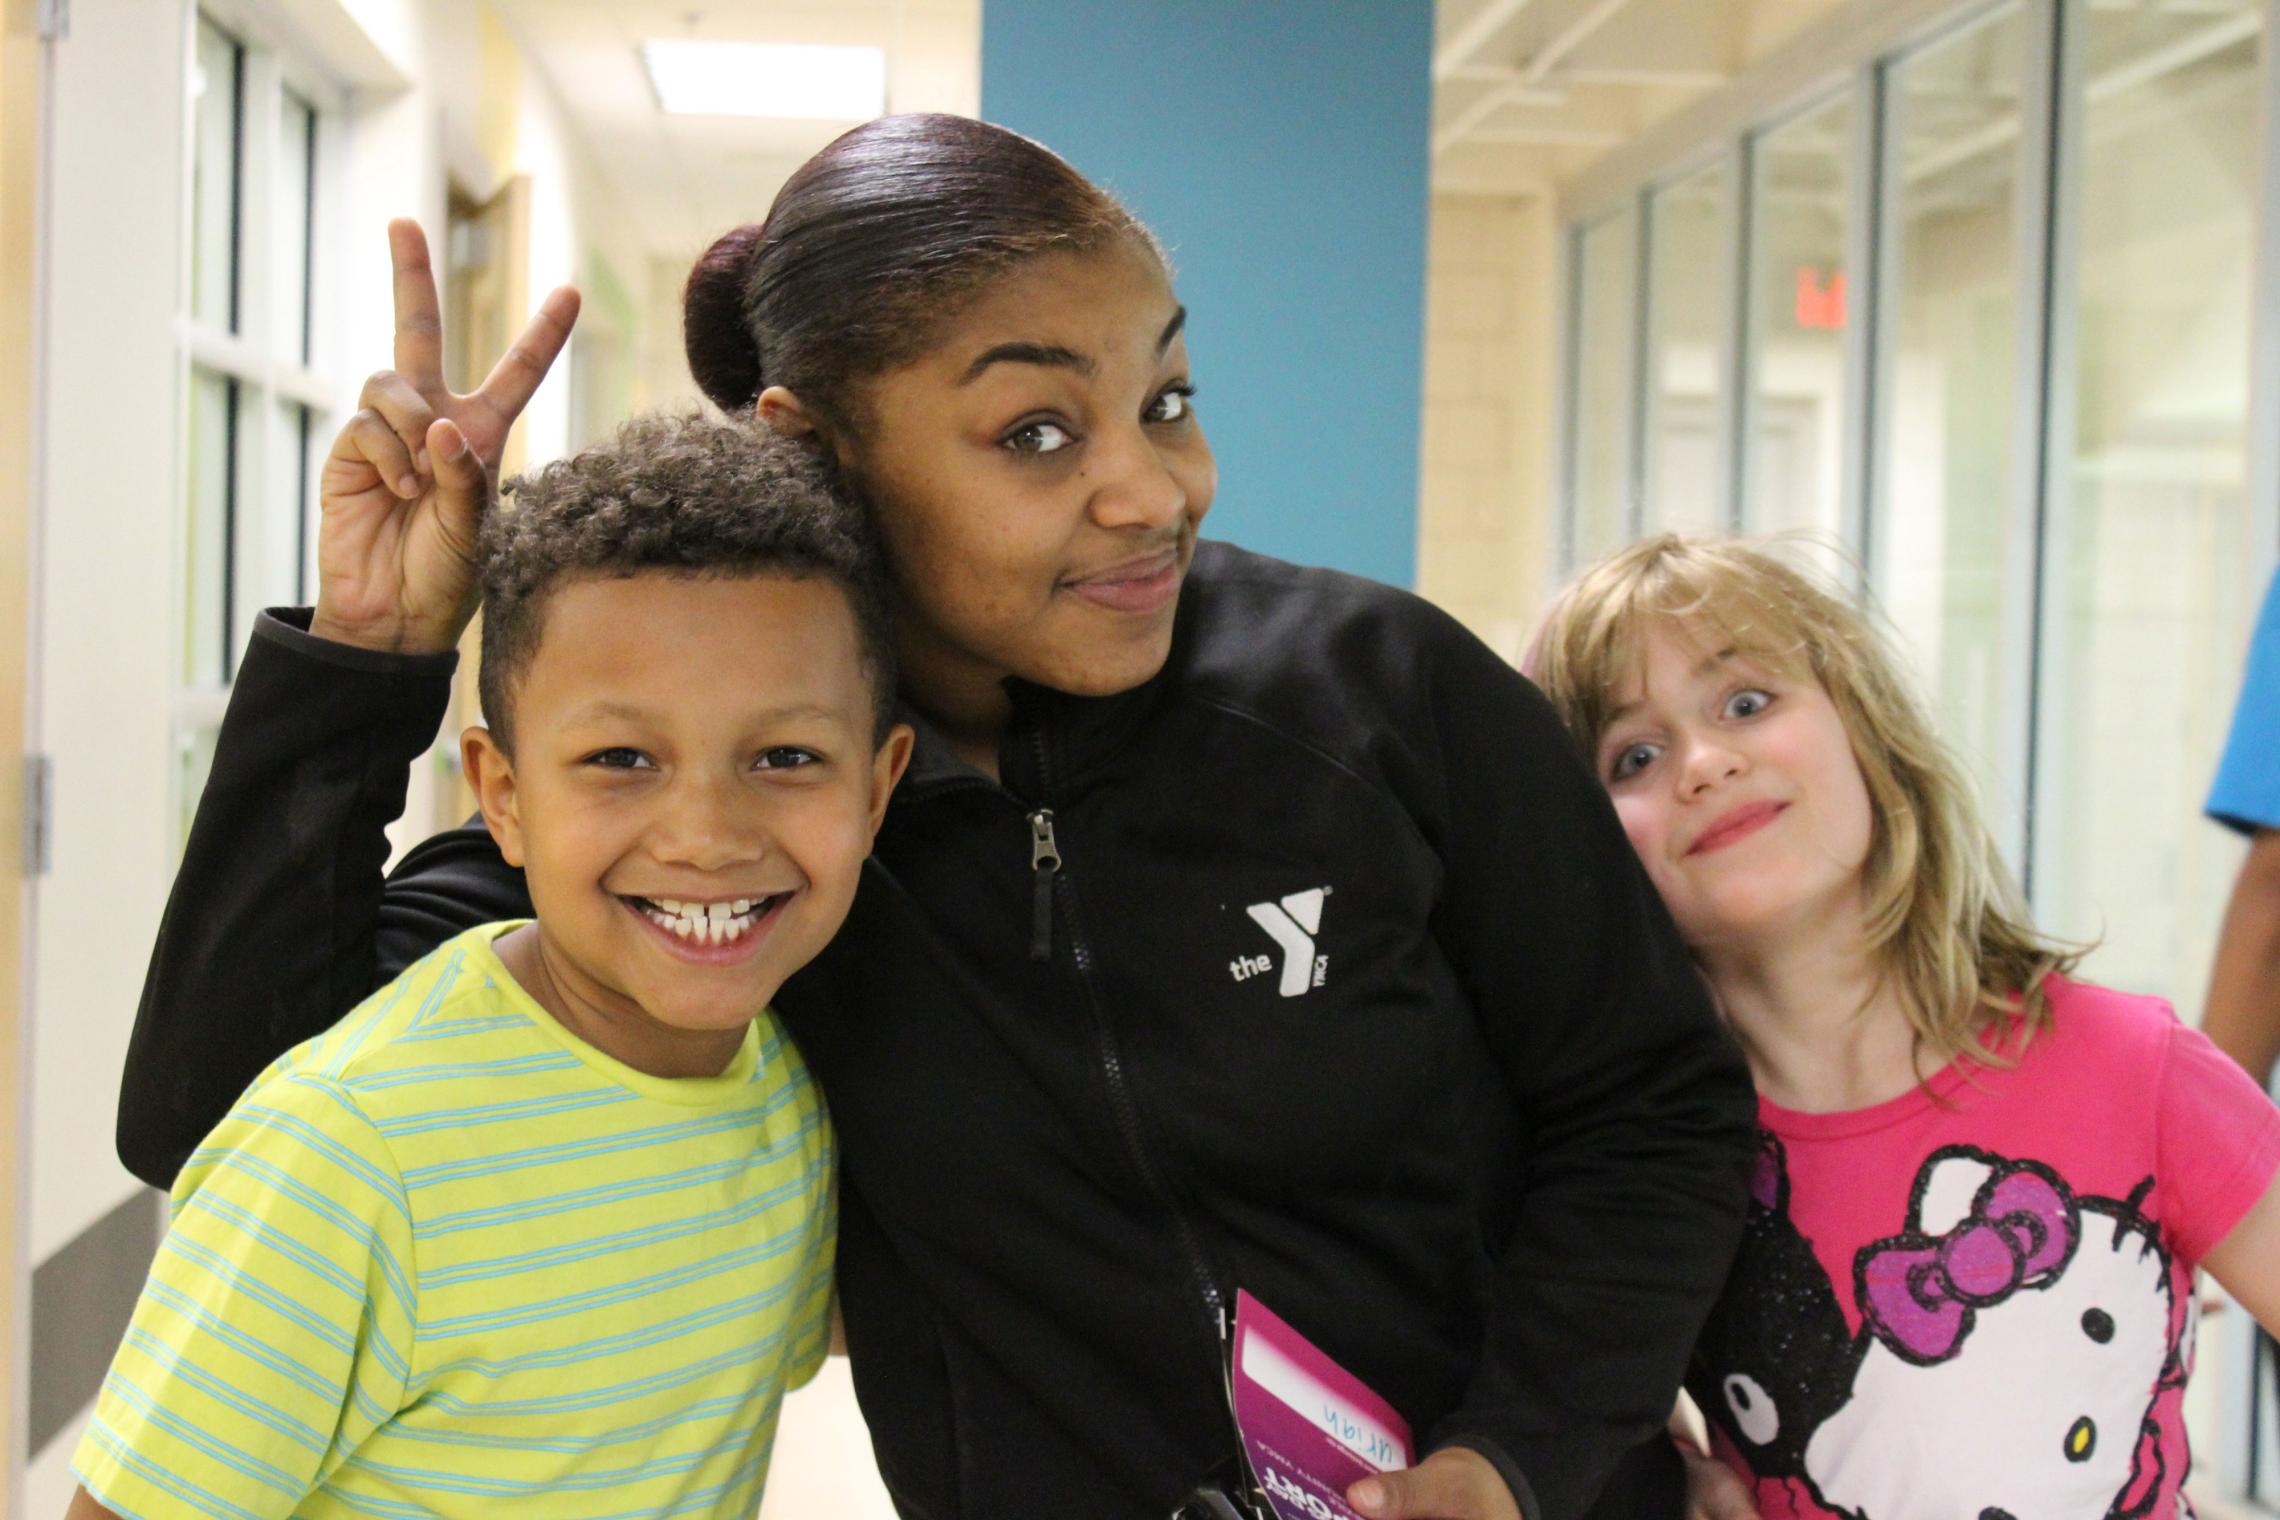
[754,747,820,771]
[1725,689,1773,720]
[1003,419,1076,456]
[586,747,652,770]
[1608,742,1660,782]
[1146,384,1195,424]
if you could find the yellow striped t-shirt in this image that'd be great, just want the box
[75,921,835,1520]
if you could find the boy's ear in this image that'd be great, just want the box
[461,726,528,867]
[866,722,916,840]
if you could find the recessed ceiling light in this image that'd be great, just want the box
[642,40,887,120]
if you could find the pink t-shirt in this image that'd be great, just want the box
[1689,975,2280,1520]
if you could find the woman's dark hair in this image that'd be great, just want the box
[684,113,1156,430]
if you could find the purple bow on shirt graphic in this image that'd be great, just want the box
[1857,1160,2080,1364]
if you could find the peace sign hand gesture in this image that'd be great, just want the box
[312,218,581,654]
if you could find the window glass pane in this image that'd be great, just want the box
[1572,207,1639,565]
[1745,93,1853,541]
[276,90,315,364]
[190,16,240,333]
[1644,158,1733,536]
[2031,5,2261,1015]
[1873,4,2027,821]
[185,366,234,687]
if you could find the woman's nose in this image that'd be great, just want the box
[1086,425,1186,532]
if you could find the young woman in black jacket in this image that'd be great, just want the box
[121,113,1754,1520]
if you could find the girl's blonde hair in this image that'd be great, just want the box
[1528,533,2079,1066]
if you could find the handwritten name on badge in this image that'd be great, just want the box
[1231,1290,1413,1520]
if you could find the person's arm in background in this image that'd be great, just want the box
[117,222,574,1188]
[2204,567,2280,1086]
[1353,611,1757,1520]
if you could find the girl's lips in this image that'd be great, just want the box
[1062,551,1183,615]
[620,893,791,966]
[1687,800,1786,856]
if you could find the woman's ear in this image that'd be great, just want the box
[757,385,820,439]
[461,725,527,867]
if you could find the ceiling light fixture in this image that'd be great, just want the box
[641,40,887,120]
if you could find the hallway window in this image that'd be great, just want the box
[1873,2,2029,826]
[180,11,337,837]
[1743,91,1854,542]
[1570,205,1639,562]
[1644,155,1734,536]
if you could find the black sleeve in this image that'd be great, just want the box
[119,610,531,1188]
[1409,619,1756,1520]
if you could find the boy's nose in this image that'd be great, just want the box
[652,778,767,869]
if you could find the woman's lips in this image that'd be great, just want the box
[1062,550,1183,615]
[1687,800,1786,856]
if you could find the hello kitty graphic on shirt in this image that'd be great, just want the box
[1693,1136,2183,1520]
[1685,979,2280,1520]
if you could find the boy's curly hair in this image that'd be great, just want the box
[476,410,895,753]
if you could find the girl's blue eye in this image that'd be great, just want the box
[755,747,819,771]
[587,747,651,770]
[1147,384,1195,424]
[1725,689,1773,719]
[1003,419,1076,456]
[1609,741,1660,782]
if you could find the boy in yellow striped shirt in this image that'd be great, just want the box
[69,410,911,1519]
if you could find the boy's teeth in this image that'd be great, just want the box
[639,895,767,945]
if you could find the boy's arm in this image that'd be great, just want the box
[64,1486,120,1520]
[77,1077,415,1519]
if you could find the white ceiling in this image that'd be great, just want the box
[491,0,1852,259]
[490,0,980,263]
[1431,0,1847,195]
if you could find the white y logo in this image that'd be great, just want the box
[1242,888,1327,998]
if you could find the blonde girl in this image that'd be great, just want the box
[1531,534,2280,1520]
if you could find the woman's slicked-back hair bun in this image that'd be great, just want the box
[683,113,1157,428]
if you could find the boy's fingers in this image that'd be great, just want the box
[388,218,446,393]
[357,369,437,475]
[475,286,581,421]
[333,410,420,499]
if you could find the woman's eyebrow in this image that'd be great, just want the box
[956,308,1189,386]
[960,342,1093,384]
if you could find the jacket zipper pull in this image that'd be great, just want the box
[1028,809,1061,962]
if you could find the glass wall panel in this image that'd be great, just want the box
[190,17,240,333]
[2032,4,2262,1015]
[1644,158,1733,535]
[276,90,315,364]
[1572,207,1639,564]
[185,367,233,688]
[1745,93,1853,541]
[1873,3,2027,819]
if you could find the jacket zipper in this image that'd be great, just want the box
[1027,810,1060,961]
[1027,727,1228,1346]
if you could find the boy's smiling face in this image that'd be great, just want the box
[465,571,911,1078]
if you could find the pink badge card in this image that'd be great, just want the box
[1230,1289,1415,1520]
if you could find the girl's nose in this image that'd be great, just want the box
[1679,735,1744,796]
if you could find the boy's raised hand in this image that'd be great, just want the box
[314,219,580,654]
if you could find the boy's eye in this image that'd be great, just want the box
[1725,689,1774,720]
[754,747,820,771]
[1002,419,1076,456]
[585,747,653,770]
[1608,741,1660,782]
[1146,383,1195,424]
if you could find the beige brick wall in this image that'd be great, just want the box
[1415,192,1562,666]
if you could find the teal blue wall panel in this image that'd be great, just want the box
[981,1,1432,586]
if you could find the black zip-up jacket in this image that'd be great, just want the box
[121,542,1755,1520]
